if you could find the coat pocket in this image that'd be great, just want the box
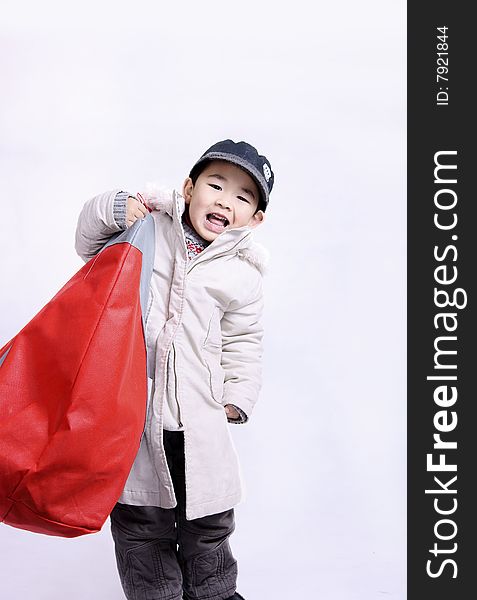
[203,308,225,403]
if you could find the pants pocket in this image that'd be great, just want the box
[111,521,182,600]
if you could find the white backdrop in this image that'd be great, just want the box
[0,1,406,598]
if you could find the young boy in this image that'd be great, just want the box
[75,139,274,600]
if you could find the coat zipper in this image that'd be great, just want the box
[186,236,249,275]
[172,342,183,428]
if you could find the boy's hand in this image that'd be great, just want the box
[224,404,241,420]
[126,196,148,228]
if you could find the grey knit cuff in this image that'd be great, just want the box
[227,404,248,424]
[113,191,130,229]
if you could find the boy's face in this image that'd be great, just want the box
[182,160,265,242]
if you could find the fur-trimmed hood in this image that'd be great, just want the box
[141,182,269,275]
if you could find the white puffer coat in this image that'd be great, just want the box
[75,185,267,520]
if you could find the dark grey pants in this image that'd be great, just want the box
[109,431,238,600]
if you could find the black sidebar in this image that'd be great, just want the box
[408,3,475,598]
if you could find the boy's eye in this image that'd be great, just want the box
[208,183,222,191]
[238,196,250,203]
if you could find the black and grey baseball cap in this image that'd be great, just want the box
[189,139,274,211]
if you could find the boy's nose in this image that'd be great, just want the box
[216,197,231,210]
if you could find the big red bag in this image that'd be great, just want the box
[0,214,155,537]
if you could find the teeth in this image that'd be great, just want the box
[208,213,229,226]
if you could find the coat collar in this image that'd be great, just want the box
[141,182,269,274]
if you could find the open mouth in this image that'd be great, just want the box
[205,213,230,232]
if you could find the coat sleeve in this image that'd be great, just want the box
[220,273,264,421]
[74,190,130,262]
